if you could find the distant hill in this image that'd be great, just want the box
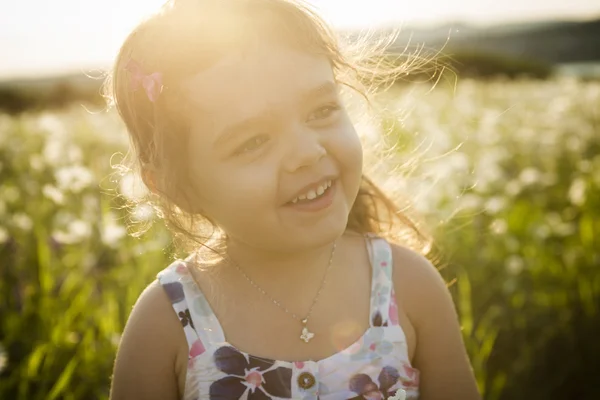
[385,17,600,64]
[0,72,106,114]
[1,72,104,91]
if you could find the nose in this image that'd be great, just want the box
[282,125,326,172]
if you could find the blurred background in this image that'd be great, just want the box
[1,1,599,399]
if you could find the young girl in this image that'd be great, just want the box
[108,0,481,399]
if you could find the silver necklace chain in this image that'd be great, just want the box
[231,241,337,323]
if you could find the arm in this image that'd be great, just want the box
[109,280,186,400]
[392,245,481,400]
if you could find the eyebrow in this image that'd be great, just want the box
[301,80,338,104]
[213,80,339,148]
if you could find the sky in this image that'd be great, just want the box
[1,0,599,79]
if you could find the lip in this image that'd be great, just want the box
[284,179,337,212]
[286,175,337,204]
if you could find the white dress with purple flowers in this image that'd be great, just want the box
[157,235,420,400]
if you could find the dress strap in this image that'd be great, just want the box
[156,259,225,357]
[366,234,399,327]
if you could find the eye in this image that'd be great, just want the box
[308,103,341,122]
[234,135,269,155]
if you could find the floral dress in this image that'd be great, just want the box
[157,235,420,399]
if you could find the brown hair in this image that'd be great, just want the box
[104,0,431,256]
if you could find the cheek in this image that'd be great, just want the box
[190,160,278,219]
[329,118,363,174]
[327,119,363,207]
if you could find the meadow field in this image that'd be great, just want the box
[0,77,599,399]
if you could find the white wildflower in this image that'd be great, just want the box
[519,168,541,186]
[545,212,576,237]
[485,196,506,214]
[53,210,75,227]
[119,172,149,200]
[556,223,576,237]
[506,255,524,275]
[66,145,83,164]
[29,154,45,172]
[132,203,155,222]
[42,140,65,166]
[102,223,127,247]
[53,219,92,244]
[70,220,92,239]
[505,180,522,196]
[568,178,586,206]
[474,159,504,191]
[55,165,95,193]
[42,184,65,205]
[566,136,582,152]
[459,193,483,210]
[0,227,9,244]
[37,113,67,138]
[534,225,550,239]
[0,342,7,373]
[447,152,470,173]
[71,219,91,236]
[102,213,127,247]
[490,219,508,235]
[1,186,20,203]
[12,213,33,231]
[578,160,591,173]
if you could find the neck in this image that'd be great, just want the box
[223,236,337,289]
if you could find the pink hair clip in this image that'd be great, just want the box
[125,58,163,103]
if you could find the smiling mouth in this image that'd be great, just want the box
[289,179,333,204]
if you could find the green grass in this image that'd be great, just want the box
[1,77,599,399]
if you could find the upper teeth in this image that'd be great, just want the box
[292,180,332,203]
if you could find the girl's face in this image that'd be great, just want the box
[182,43,363,251]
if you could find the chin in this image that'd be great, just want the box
[309,180,359,246]
[294,205,350,249]
[266,177,359,251]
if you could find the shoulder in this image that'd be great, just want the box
[126,279,184,339]
[109,279,188,400]
[388,242,453,329]
[388,242,482,398]
[389,242,444,291]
